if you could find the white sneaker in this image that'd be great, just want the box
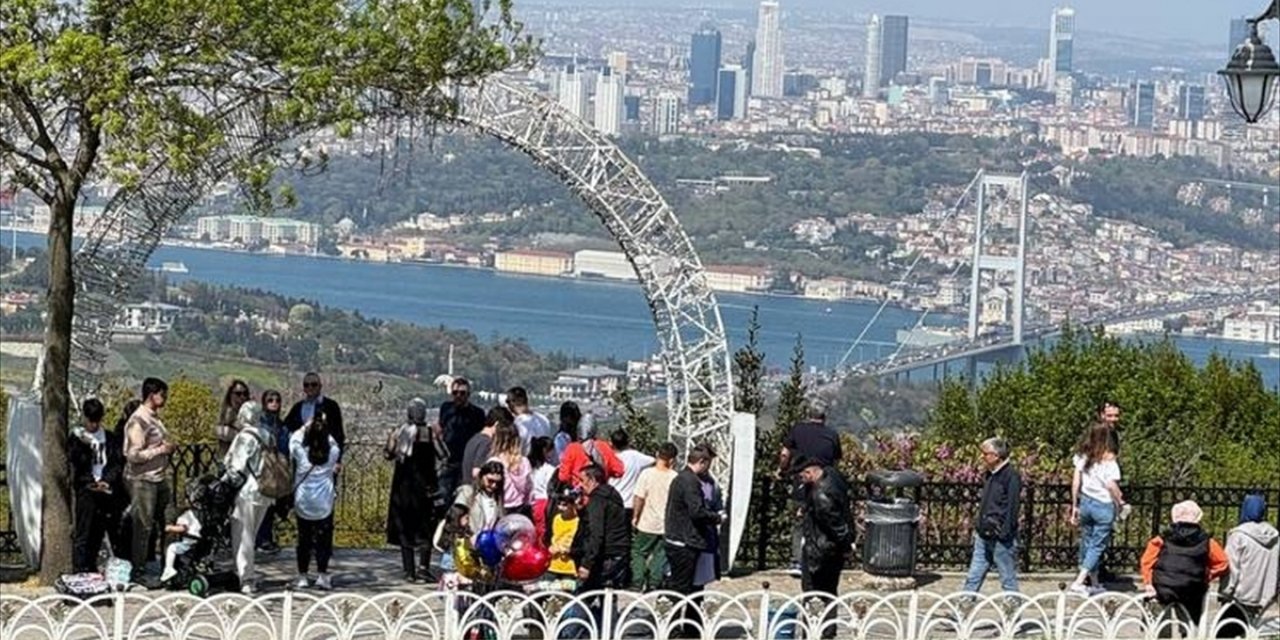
[292,575,310,589]
[1067,583,1091,597]
[315,574,332,591]
[240,582,256,595]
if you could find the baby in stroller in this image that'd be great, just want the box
[161,474,240,595]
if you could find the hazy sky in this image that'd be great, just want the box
[607,0,1275,45]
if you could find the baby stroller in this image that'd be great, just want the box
[165,474,241,596]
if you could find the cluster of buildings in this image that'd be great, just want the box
[493,247,775,294]
[193,215,320,248]
[511,2,1277,175]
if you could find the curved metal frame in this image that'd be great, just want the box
[70,80,736,482]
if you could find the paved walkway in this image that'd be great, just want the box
[0,547,1118,597]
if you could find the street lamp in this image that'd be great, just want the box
[1219,0,1280,123]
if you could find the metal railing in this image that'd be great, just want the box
[3,589,1279,640]
[748,474,1280,572]
[4,444,1278,574]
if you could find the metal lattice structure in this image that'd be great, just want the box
[70,79,736,482]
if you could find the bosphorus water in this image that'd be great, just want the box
[9,231,1278,386]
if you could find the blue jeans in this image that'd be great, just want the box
[1077,496,1115,574]
[963,534,1020,593]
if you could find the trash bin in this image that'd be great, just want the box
[861,470,924,577]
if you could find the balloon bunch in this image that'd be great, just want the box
[453,514,553,584]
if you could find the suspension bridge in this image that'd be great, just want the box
[833,170,1279,382]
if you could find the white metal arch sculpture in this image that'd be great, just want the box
[70,80,736,485]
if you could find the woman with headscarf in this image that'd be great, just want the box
[1139,500,1229,627]
[216,379,252,458]
[1220,494,1279,636]
[384,398,437,582]
[221,401,274,594]
[556,412,624,485]
[255,389,289,554]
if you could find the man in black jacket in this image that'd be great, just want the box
[284,372,346,462]
[571,464,632,589]
[68,398,127,572]
[962,437,1021,594]
[798,457,853,596]
[663,444,723,638]
[563,464,630,639]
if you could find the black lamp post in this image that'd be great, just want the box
[1219,0,1280,123]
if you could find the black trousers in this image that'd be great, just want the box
[72,487,124,573]
[664,544,704,638]
[801,554,843,595]
[296,514,334,574]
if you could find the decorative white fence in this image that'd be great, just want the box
[2,588,1278,640]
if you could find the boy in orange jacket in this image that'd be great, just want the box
[1139,500,1229,627]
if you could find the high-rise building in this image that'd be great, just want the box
[594,66,624,136]
[1055,76,1076,109]
[1047,7,1075,90]
[862,14,882,98]
[1131,81,1156,129]
[783,72,817,96]
[928,77,949,107]
[1229,18,1252,57]
[751,1,783,98]
[743,41,756,97]
[1178,84,1206,121]
[607,51,629,80]
[880,15,909,85]
[652,93,681,134]
[689,25,722,106]
[623,95,641,122]
[717,65,747,120]
[557,63,588,119]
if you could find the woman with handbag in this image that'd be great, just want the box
[385,398,437,582]
[290,410,340,590]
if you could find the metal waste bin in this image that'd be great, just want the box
[861,470,924,577]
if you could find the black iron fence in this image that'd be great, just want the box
[749,473,1280,573]
[3,444,1278,574]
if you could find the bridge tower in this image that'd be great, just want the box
[967,171,1029,343]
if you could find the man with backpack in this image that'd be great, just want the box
[557,414,624,485]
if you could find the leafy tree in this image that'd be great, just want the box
[1,0,531,582]
[610,384,661,455]
[164,376,220,446]
[732,306,765,416]
[773,335,809,448]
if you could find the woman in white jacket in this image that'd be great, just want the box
[223,401,274,594]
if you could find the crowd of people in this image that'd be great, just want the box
[67,378,1278,633]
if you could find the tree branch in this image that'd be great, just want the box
[11,83,64,168]
[7,166,55,205]
[0,136,56,172]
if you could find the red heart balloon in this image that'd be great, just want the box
[501,544,552,583]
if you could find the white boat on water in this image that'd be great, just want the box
[159,261,189,274]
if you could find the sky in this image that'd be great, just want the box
[594,0,1275,45]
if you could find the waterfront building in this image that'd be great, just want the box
[704,264,773,293]
[494,249,573,276]
[573,249,636,281]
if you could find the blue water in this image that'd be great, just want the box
[8,231,1278,385]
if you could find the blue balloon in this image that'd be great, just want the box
[475,529,505,568]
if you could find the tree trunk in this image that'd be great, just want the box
[38,191,75,584]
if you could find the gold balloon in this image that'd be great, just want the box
[454,536,486,580]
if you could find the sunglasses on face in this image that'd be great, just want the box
[452,390,469,396]
[304,382,320,389]
[266,397,281,404]
[233,390,249,397]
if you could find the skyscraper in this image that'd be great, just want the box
[1047,7,1075,90]
[594,66,624,136]
[607,51,629,80]
[743,41,756,97]
[652,93,681,134]
[1131,81,1155,129]
[862,15,882,99]
[751,1,783,98]
[717,65,747,121]
[1229,18,1252,57]
[689,25,722,106]
[557,63,588,120]
[880,15,909,86]
[1178,84,1206,121]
